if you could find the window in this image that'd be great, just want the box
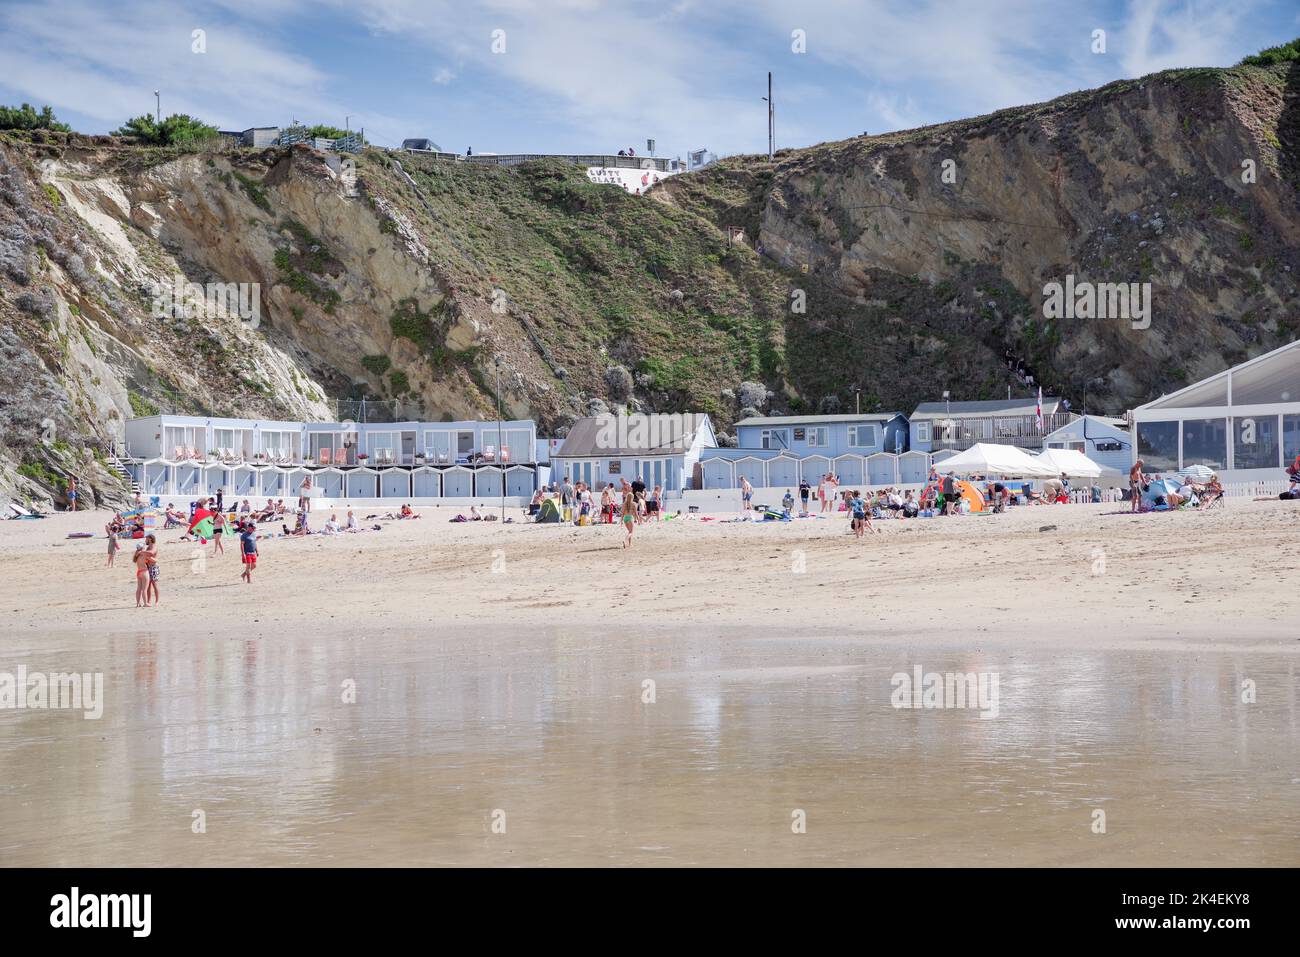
[1135,421,1178,472]
[425,431,453,463]
[847,424,876,448]
[807,427,829,448]
[1181,418,1228,470]
[1284,414,1300,468]
[915,421,931,442]
[761,429,789,449]
[1233,415,1278,470]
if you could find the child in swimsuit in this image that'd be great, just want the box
[144,534,160,605]
[240,524,258,583]
[622,491,636,548]
[106,524,120,567]
[133,544,149,607]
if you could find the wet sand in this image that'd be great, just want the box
[1,501,1297,865]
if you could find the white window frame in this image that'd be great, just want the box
[847,424,876,448]
[806,427,829,448]
[761,429,789,450]
[915,421,932,442]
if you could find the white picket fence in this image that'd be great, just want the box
[1223,480,1286,499]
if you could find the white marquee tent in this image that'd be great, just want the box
[1033,447,1114,478]
[934,443,1058,477]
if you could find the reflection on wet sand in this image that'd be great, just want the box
[0,628,1295,866]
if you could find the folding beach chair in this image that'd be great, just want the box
[482,445,496,463]
[500,446,510,463]
[334,448,347,466]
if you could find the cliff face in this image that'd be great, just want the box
[744,61,1300,410]
[0,59,1296,508]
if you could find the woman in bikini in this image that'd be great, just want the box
[211,509,226,555]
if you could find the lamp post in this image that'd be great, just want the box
[495,355,505,522]
[154,90,160,123]
[761,72,774,160]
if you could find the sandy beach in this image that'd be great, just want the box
[1,500,1297,866]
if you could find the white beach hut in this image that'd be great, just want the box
[766,453,799,489]
[801,455,832,484]
[474,466,504,498]
[346,467,379,498]
[898,451,930,484]
[866,452,897,486]
[379,467,411,499]
[411,466,441,498]
[833,454,865,485]
[732,456,768,488]
[505,465,534,498]
[175,462,203,496]
[440,466,473,498]
[312,467,345,499]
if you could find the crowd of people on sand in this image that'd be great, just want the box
[1126,460,1227,512]
[102,483,400,604]
[528,476,666,548]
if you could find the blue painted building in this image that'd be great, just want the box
[700,413,921,488]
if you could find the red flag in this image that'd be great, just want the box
[1035,387,1044,431]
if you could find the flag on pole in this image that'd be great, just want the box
[1035,386,1044,431]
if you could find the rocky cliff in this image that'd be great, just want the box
[0,57,1296,508]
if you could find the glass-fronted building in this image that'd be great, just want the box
[1130,339,1300,481]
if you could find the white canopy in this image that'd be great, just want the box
[1034,447,1113,478]
[935,443,1058,477]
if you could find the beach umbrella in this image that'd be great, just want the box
[1033,447,1111,478]
[1177,464,1215,482]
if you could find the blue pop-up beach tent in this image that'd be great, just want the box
[1142,477,1182,506]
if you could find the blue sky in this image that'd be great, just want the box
[1,0,1296,160]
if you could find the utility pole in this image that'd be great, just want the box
[154,90,160,123]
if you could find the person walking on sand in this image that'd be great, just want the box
[740,476,753,514]
[240,522,258,583]
[132,544,150,607]
[66,477,78,512]
[144,534,160,605]
[622,488,637,548]
[799,477,811,513]
[1129,459,1147,513]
